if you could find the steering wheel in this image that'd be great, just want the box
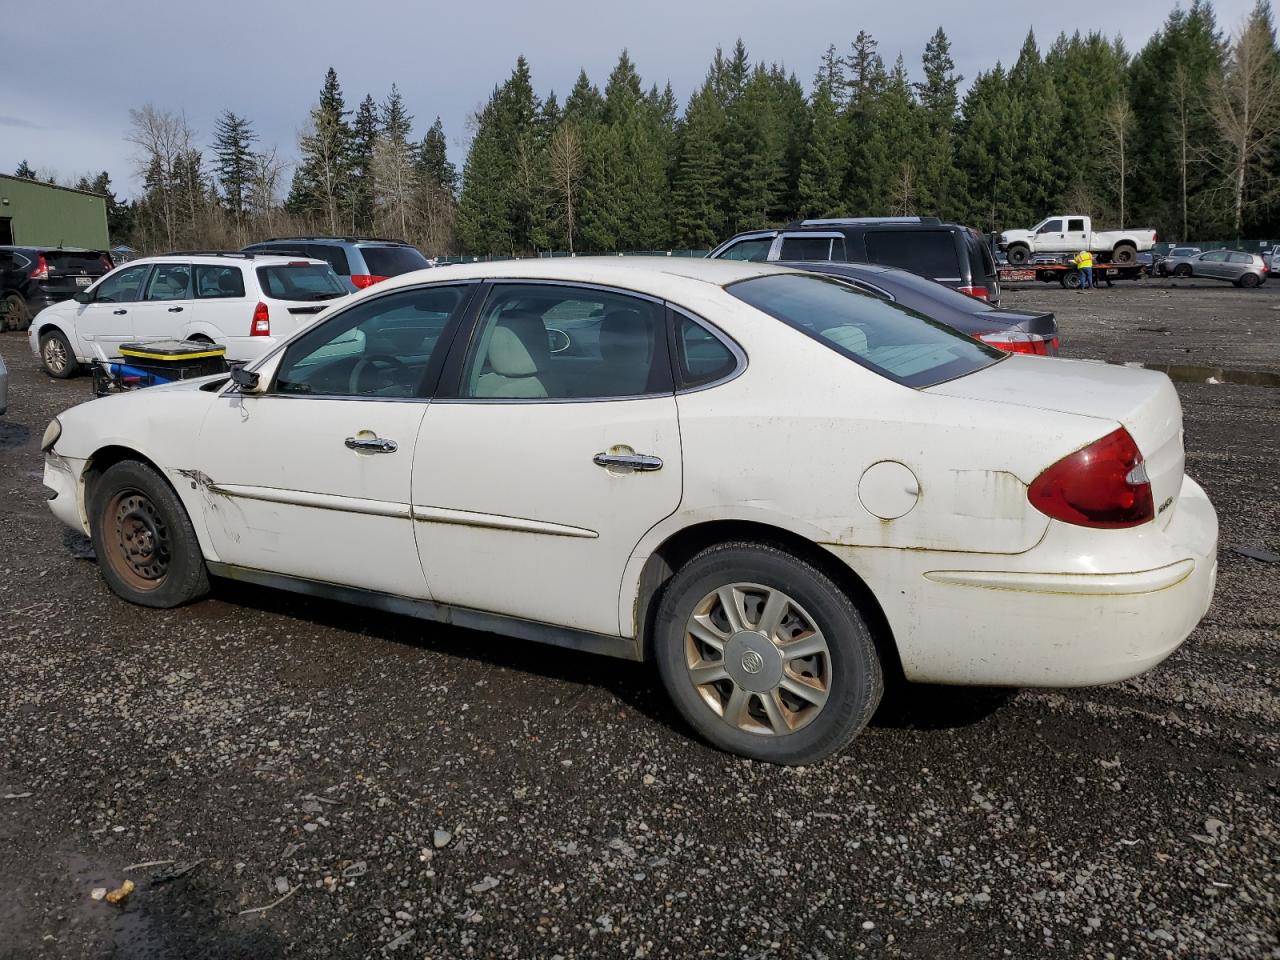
[348,354,413,395]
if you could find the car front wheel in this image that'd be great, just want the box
[1174,264,1193,278]
[654,541,883,764]
[90,460,210,608]
[39,330,79,378]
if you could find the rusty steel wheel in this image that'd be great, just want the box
[102,489,172,593]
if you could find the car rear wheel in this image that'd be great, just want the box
[1006,245,1030,266]
[1113,244,1136,264]
[654,541,883,765]
[3,294,30,332]
[1174,264,1192,278]
[1238,272,1261,288]
[39,330,79,378]
[90,460,209,608]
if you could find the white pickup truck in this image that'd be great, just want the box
[999,215,1158,265]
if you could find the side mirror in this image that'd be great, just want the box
[229,365,261,392]
[73,291,92,304]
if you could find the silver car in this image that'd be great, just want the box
[1162,249,1269,287]
[1157,247,1201,276]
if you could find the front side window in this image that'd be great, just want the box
[1201,251,1229,262]
[94,263,150,303]
[717,237,774,262]
[195,264,246,299]
[1037,219,1064,234]
[273,284,472,398]
[728,273,1001,389]
[461,284,671,400]
[144,263,192,301]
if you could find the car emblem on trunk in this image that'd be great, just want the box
[741,650,764,675]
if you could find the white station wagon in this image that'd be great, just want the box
[41,258,1218,764]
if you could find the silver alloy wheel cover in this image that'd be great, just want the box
[43,337,67,373]
[684,581,832,736]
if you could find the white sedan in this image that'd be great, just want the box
[40,258,1218,764]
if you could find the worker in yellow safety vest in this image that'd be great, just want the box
[1073,249,1094,291]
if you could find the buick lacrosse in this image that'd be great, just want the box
[42,258,1218,764]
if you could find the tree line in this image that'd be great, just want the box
[15,0,1280,255]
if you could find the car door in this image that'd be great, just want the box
[1035,218,1065,253]
[192,283,477,599]
[188,262,250,346]
[73,262,152,358]
[132,262,194,341]
[1196,251,1228,279]
[412,281,682,636]
[1063,217,1089,252]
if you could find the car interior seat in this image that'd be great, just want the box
[473,310,552,398]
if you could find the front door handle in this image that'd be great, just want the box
[112,309,127,315]
[168,306,184,313]
[345,436,398,454]
[593,452,663,472]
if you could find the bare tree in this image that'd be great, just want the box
[372,133,418,240]
[126,105,184,249]
[1169,64,1198,241]
[298,113,349,235]
[248,147,287,235]
[1206,12,1280,237]
[1102,97,1135,228]
[888,160,918,216]
[548,122,583,252]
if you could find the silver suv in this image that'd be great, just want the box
[242,237,433,292]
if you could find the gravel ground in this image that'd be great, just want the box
[1,280,1276,959]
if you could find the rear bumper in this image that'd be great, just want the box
[827,475,1218,687]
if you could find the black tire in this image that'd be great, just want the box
[89,460,209,608]
[39,329,80,379]
[1113,244,1136,264]
[1174,263,1192,278]
[1006,245,1031,266]
[653,541,883,765]
[1239,272,1261,288]
[1061,270,1081,289]
[3,293,30,332]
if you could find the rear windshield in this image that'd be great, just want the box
[256,264,346,301]
[44,251,109,273]
[864,230,960,278]
[358,245,430,276]
[728,273,1002,388]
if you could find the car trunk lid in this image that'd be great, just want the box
[38,251,110,296]
[927,356,1185,528]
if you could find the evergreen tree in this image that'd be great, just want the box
[14,160,37,180]
[350,94,380,233]
[1009,31,1064,221]
[915,27,962,217]
[373,83,418,239]
[846,31,887,111]
[798,80,846,216]
[286,67,353,233]
[211,110,258,240]
[672,81,727,246]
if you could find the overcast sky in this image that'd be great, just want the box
[3,0,1257,199]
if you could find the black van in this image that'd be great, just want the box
[707,217,1001,303]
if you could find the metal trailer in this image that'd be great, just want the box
[997,259,1147,289]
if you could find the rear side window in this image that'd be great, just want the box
[673,311,739,388]
[717,238,773,262]
[194,264,246,299]
[1067,218,1086,232]
[1227,252,1252,264]
[256,264,347,300]
[305,244,351,275]
[864,231,961,279]
[728,273,1001,388]
[358,245,430,276]
[778,235,846,262]
[144,263,192,301]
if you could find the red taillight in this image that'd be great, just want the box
[251,301,270,336]
[1153,233,1160,243]
[977,331,1058,355]
[30,254,49,280]
[1028,427,1154,528]
[956,285,989,300]
[350,274,387,289]
[98,254,113,272]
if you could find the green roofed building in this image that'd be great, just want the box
[0,174,109,249]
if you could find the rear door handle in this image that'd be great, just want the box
[345,436,398,454]
[593,452,663,472]
[112,309,127,315]
[167,306,184,313]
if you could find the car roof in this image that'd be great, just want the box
[371,256,798,299]
[132,254,327,266]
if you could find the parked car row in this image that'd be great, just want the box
[1,246,114,331]
[1159,248,1270,286]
